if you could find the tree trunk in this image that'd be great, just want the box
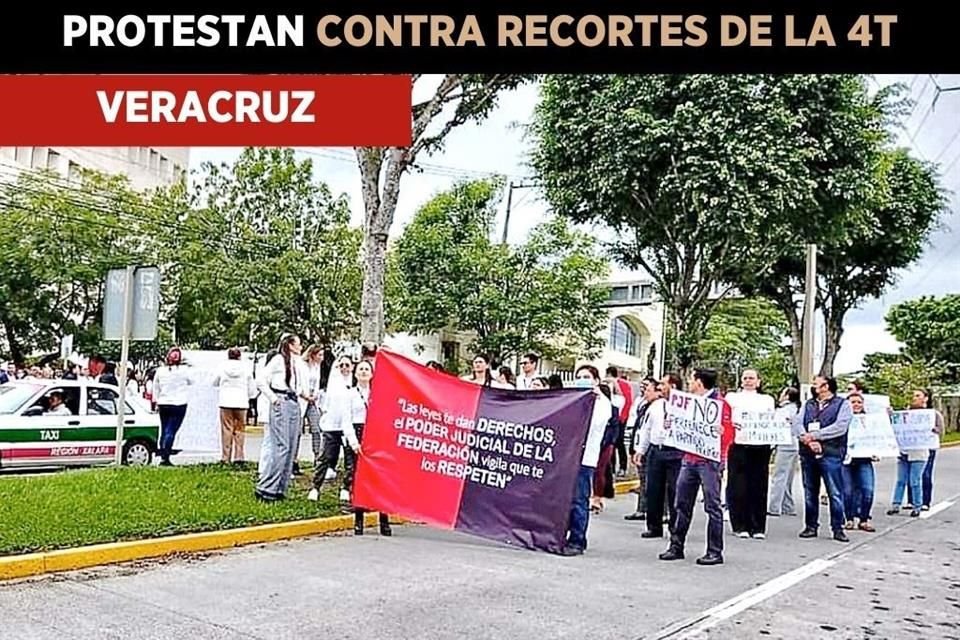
[358,148,407,345]
[1,317,24,364]
[819,307,845,378]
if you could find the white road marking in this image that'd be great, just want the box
[674,558,836,638]
[920,500,955,519]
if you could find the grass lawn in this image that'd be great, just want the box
[0,463,343,557]
[943,430,960,445]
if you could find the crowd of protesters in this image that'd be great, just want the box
[2,342,948,557]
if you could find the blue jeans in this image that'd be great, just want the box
[800,453,846,533]
[922,449,936,507]
[158,404,188,460]
[566,465,594,550]
[893,456,925,510]
[842,458,875,521]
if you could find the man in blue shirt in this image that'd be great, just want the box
[794,375,853,543]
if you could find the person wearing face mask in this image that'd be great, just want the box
[560,365,613,557]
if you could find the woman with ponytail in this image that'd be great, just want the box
[255,333,309,501]
[153,346,194,466]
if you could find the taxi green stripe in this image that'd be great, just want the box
[0,426,159,444]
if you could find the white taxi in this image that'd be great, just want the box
[0,379,160,470]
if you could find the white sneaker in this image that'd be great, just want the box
[339,489,350,502]
[307,488,319,502]
[752,533,766,540]
[737,531,750,539]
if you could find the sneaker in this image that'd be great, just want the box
[921,505,930,512]
[696,553,724,566]
[624,512,646,521]
[833,530,850,543]
[886,508,900,516]
[659,547,685,561]
[910,509,921,518]
[307,488,319,502]
[799,528,818,539]
[736,531,750,539]
[339,489,350,502]
[751,532,766,540]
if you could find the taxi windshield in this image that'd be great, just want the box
[0,384,43,415]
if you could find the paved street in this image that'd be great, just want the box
[1,448,957,640]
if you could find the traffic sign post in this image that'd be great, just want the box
[103,265,161,465]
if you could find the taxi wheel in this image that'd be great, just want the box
[123,440,153,466]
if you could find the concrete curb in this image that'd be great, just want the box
[0,512,397,582]
[0,478,644,582]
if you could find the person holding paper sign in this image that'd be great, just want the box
[842,393,876,532]
[795,376,852,543]
[889,389,942,517]
[907,389,944,511]
[725,369,776,540]
[767,387,801,517]
[633,376,682,539]
[659,368,734,566]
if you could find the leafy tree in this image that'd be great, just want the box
[698,298,794,393]
[355,74,535,345]
[862,352,946,410]
[391,178,609,365]
[885,294,960,366]
[531,74,854,374]
[171,148,362,351]
[725,81,946,376]
[0,168,165,363]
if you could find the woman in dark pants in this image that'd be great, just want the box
[342,360,391,536]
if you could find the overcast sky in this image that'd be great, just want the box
[188,74,959,374]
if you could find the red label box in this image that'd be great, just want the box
[0,74,412,146]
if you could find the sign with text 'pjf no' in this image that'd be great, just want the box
[663,390,724,461]
[352,350,596,554]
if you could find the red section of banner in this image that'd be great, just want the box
[0,75,411,146]
[352,350,481,529]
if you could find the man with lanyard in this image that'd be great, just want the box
[795,375,853,543]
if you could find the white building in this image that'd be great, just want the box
[0,146,189,190]
[383,272,667,383]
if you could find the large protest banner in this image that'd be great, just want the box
[847,413,900,459]
[663,390,723,461]
[890,410,940,451]
[352,350,596,554]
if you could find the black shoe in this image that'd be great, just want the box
[641,531,663,539]
[799,528,818,539]
[696,553,724,566]
[255,489,281,502]
[559,545,584,556]
[354,524,364,535]
[910,509,921,518]
[659,547,684,561]
[624,512,646,521]
[833,530,850,543]
[380,523,393,536]
[886,508,900,516]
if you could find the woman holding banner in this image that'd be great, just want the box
[341,360,392,536]
[842,392,876,532]
[907,389,944,511]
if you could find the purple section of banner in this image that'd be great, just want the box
[453,388,596,554]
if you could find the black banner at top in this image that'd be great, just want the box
[0,1,950,73]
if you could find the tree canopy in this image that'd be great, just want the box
[885,294,960,367]
[390,178,609,369]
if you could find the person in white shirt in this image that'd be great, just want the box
[301,345,329,464]
[768,387,801,517]
[560,364,613,557]
[255,334,310,501]
[634,375,685,539]
[515,352,540,390]
[44,391,72,416]
[333,360,392,537]
[309,355,355,501]
[725,369,777,539]
[212,347,258,464]
[153,347,195,466]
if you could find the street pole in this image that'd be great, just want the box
[799,244,818,383]
[501,181,515,245]
[114,265,135,466]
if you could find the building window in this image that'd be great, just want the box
[46,149,61,171]
[160,155,170,176]
[30,147,47,169]
[640,284,653,301]
[609,286,629,303]
[609,317,642,358]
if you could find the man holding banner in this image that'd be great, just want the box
[659,368,734,566]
